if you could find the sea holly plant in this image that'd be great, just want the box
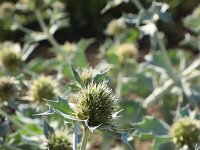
[36,66,133,150]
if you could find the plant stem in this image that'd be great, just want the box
[156,32,178,82]
[34,9,67,58]
[116,71,123,100]
[73,122,79,150]
[131,0,144,11]
[81,127,90,150]
[102,133,113,150]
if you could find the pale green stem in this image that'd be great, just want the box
[116,71,123,101]
[73,122,79,150]
[34,9,68,60]
[131,0,144,11]
[81,127,90,150]
[102,133,113,150]
[155,32,178,83]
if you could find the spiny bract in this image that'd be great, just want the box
[29,76,57,103]
[0,76,18,102]
[170,117,200,149]
[74,82,116,126]
[0,42,22,72]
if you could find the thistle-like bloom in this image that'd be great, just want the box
[115,43,138,64]
[0,2,14,20]
[78,68,98,86]
[105,18,126,37]
[0,76,18,102]
[170,117,200,149]
[47,134,72,150]
[74,82,116,126]
[29,76,57,103]
[0,42,22,72]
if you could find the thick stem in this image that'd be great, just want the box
[81,127,90,150]
[73,122,79,150]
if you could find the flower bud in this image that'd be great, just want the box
[29,76,57,103]
[74,82,116,126]
[0,76,18,102]
[0,42,22,72]
[0,2,14,20]
[170,117,200,149]
[105,18,126,37]
[115,43,137,64]
[47,134,72,150]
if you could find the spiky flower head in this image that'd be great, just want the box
[74,82,116,126]
[0,76,18,102]
[105,18,126,37]
[115,43,138,64]
[29,76,57,103]
[47,133,72,150]
[0,42,22,72]
[170,117,200,149]
[0,2,14,20]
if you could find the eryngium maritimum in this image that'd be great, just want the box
[74,82,116,126]
[170,117,200,149]
[0,42,22,72]
[29,76,56,103]
[47,134,72,150]
[0,76,18,102]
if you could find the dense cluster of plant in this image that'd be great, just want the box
[0,0,200,150]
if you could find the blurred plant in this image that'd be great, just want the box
[0,76,18,102]
[29,76,58,103]
[0,2,14,20]
[105,18,127,37]
[0,42,22,72]
[46,132,72,150]
[170,117,200,149]
[114,42,138,65]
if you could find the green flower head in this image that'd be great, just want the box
[105,18,126,37]
[74,82,116,127]
[170,117,200,149]
[115,43,138,64]
[47,134,72,150]
[0,42,22,72]
[29,76,57,103]
[0,76,18,102]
